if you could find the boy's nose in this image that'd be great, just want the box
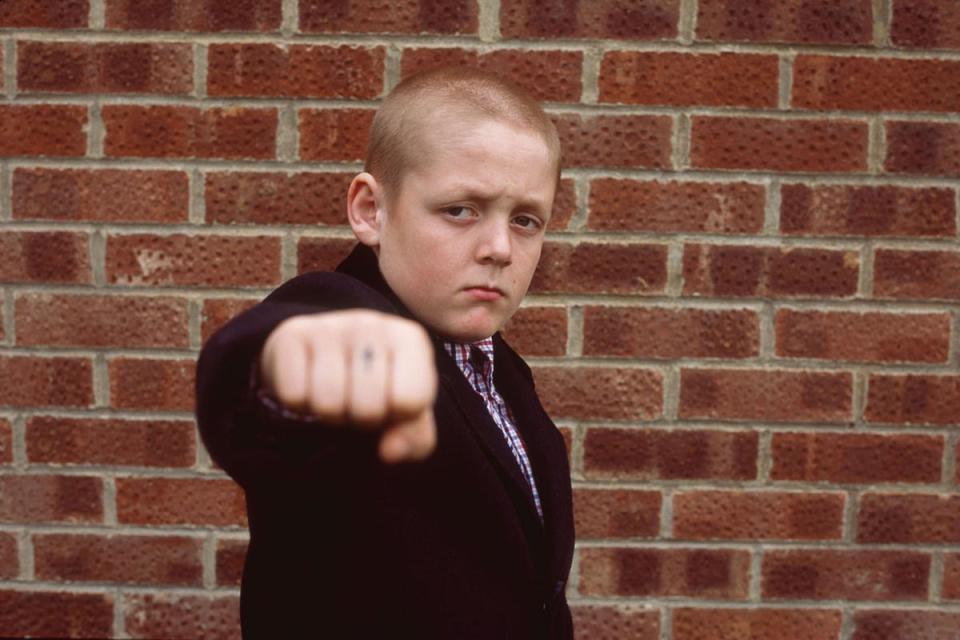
[476,220,512,266]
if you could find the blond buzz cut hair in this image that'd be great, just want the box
[364,66,561,199]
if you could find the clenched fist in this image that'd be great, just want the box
[258,310,438,463]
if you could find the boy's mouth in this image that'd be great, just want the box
[463,286,505,301]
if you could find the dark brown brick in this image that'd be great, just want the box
[600,51,778,107]
[123,593,240,640]
[885,121,960,177]
[853,610,960,640]
[682,244,859,298]
[891,0,960,49]
[588,179,765,234]
[580,547,750,599]
[16,294,188,348]
[531,242,668,294]
[583,427,758,481]
[34,534,202,585]
[673,608,843,640]
[680,368,852,423]
[763,550,929,600]
[550,179,576,231]
[0,105,87,157]
[27,416,195,468]
[0,533,17,578]
[866,374,960,426]
[208,44,384,98]
[296,237,359,275]
[215,538,247,587]
[108,357,195,412]
[776,310,951,363]
[874,249,960,301]
[116,478,246,526]
[0,231,91,284]
[571,605,660,640]
[103,105,276,160]
[106,233,281,287]
[206,171,352,225]
[0,591,113,639]
[202,298,259,342]
[696,0,872,45]
[772,432,943,484]
[574,489,661,539]
[501,0,679,40]
[0,356,93,407]
[674,490,844,541]
[945,554,960,600]
[13,168,189,222]
[858,493,960,544]
[18,41,192,95]
[554,114,672,169]
[0,475,102,524]
[401,48,582,103]
[781,183,956,237]
[0,0,88,28]
[584,307,759,359]
[534,368,662,421]
[500,306,567,357]
[691,116,868,172]
[301,0,477,34]
[105,0,282,31]
[0,419,11,465]
[299,108,374,162]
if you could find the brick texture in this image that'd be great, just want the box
[301,0,477,35]
[105,0,282,31]
[206,172,352,226]
[108,358,196,412]
[299,108,374,162]
[763,550,930,600]
[0,356,93,408]
[858,493,960,543]
[215,538,247,587]
[0,105,87,157]
[853,610,960,640]
[0,533,18,578]
[554,114,673,168]
[501,0,680,40]
[0,419,12,465]
[0,231,91,284]
[123,593,240,640]
[672,608,843,640]
[865,374,960,426]
[116,478,246,526]
[202,298,259,342]
[874,250,960,301]
[0,0,89,28]
[696,0,873,45]
[571,605,660,640]
[534,367,663,421]
[944,554,960,600]
[500,306,568,357]
[891,0,960,49]
[0,591,113,639]
[0,475,102,524]
[296,237,359,274]
[531,242,668,294]
[885,121,960,177]
[573,488,661,539]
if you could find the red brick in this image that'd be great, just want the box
[885,121,960,177]
[206,171,351,225]
[202,298,259,342]
[501,0,678,40]
[116,478,246,526]
[858,493,960,544]
[0,475,102,524]
[583,427,758,481]
[892,0,960,49]
[580,547,750,599]
[584,307,759,359]
[500,307,567,357]
[674,490,844,541]
[208,44,383,99]
[297,237,359,275]
[874,249,960,301]
[0,533,17,578]
[401,48,582,103]
[301,0,476,34]
[944,554,960,600]
[683,244,859,298]
[34,534,202,586]
[600,51,778,108]
[853,610,960,640]
[776,310,950,364]
[531,242,668,294]
[0,591,112,638]
[571,605,660,640]
[16,294,188,348]
[680,368,852,423]
[550,179,576,231]
[299,108,374,162]
[105,0,281,31]
[0,419,11,464]
[103,105,276,160]
[673,608,843,640]
[691,116,868,172]
[763,550,929,600]
[108,357,195,412]
[18,41,192,95]
[696,0,872,45]
[0,231,91,284]
[216,538,247,587]
[0,0,88,28]
[573,488,660,539]
[106,233,281,287]
[781,183,956,237]
[0,356,93,407]
[588,179,765,234]
[867,374,960,427]
[27,416,195,468]
[13,168,189,222]
[0,105,86,157]
[771,432,943,484]
[554,114,672,169]
[534,368,662,421]
[123,593,240,640]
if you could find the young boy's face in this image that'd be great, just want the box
[374,117,557,342]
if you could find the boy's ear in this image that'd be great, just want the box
[347,172,384,248]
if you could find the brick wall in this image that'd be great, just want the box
[1,1,958,638]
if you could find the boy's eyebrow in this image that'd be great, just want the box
[434,185,552,215]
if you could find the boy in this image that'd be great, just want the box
[196,67,574,639]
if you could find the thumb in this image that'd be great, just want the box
[378,408,437,464]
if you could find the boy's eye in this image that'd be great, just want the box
[512,214,543,230]
[444,206,475,219]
